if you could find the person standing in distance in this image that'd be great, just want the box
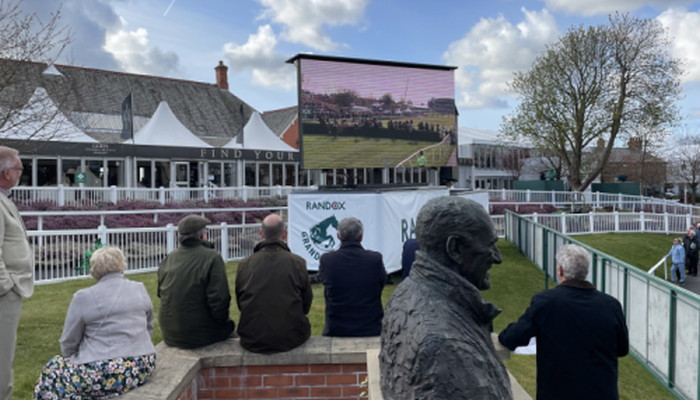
[0,146,34,400]
[499,244,629,400]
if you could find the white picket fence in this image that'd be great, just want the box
[31,222,262,284]
[12,185,313,206]
[29,209,690,285]
[487,189,695,215]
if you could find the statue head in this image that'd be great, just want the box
[416,196,501,289]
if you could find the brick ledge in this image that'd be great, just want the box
[120,336,380,400]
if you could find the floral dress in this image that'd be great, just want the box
[33,353,155,399]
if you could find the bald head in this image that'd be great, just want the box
[261,214,286,241]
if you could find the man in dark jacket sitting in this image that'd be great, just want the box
[318,217,386,337]
[158,215,235,349]
[236,214,312,353]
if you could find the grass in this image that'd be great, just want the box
[13,237,675,399]
[302,135,452,169]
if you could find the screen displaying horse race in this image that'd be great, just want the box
[290,54,457,170]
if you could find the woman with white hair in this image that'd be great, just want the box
[33,247,156,399]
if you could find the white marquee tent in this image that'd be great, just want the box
[3,87,97,143]
[223,111,297,152]
[133,101,212,147]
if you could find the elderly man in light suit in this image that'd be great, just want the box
[0,146,33,400]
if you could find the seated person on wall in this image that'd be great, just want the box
[158,215,235,349]
[380,196,512,400]
[499,244,629,400]
[236,214,312,353]
[33,247,156,399]
[318,217,386,337]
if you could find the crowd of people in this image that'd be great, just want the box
[665,223,700,285]
[1,143,632,400]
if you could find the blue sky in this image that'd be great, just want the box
[19,0,700,134]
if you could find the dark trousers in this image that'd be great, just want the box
[689,253,699,275]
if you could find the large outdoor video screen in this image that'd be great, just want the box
[292,55,457,170]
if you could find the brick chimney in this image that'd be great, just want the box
[215,60,229,90]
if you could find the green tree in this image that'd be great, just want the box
[501,13,681,192]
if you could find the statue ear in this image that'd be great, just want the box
[445,235,463,264]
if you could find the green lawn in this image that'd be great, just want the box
[302,135,453,169]
[13,237,675,399]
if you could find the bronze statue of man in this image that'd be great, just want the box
[380,196,512,399]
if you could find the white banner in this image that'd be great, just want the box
[288,189,448,272]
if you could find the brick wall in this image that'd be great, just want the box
[191,363,367,400]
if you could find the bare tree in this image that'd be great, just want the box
[667,132,700,204]
[499,146,528,180]
[628,124,671,195]
[0,0,71,144]
[501,13,682,192]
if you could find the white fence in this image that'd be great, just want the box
[505,211,700,400]
[12,185,314,206]
[488,189,696,215]
[32,222,262,284]
[22,206,286,230]
[28,209,688,285]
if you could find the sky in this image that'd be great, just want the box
[16,0,700,134]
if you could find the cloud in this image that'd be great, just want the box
[542,0,696,17]
[444,8,559,109]
[18,0,182,77]
[257,0,369,51]
[16,0,119,68]
[657,8,700,83]
[223,24,295,90]
[104,21,182,77]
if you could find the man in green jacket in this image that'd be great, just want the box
[236,214,312,353]
[158,215,235,348]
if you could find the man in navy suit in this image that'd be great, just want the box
[318,217,386,337]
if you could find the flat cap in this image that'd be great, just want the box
[178,215,210,235]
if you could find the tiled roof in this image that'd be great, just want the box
[0,59,257,145]
[261,106,297,138]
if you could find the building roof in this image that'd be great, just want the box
[606,147,665,163]
[261,106,297,138]
[0,58,256,145]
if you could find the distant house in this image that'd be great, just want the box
[598,139,667,196]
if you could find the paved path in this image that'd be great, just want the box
[666,270,700,295]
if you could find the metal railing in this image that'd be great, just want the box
[504,210,700,400]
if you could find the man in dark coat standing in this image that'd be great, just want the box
[380,196,512,400]
[236,214,312,353]
[158,215,235,349]
[684,227,698,276]
[319,217,386,337]
[499,244,629,400]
